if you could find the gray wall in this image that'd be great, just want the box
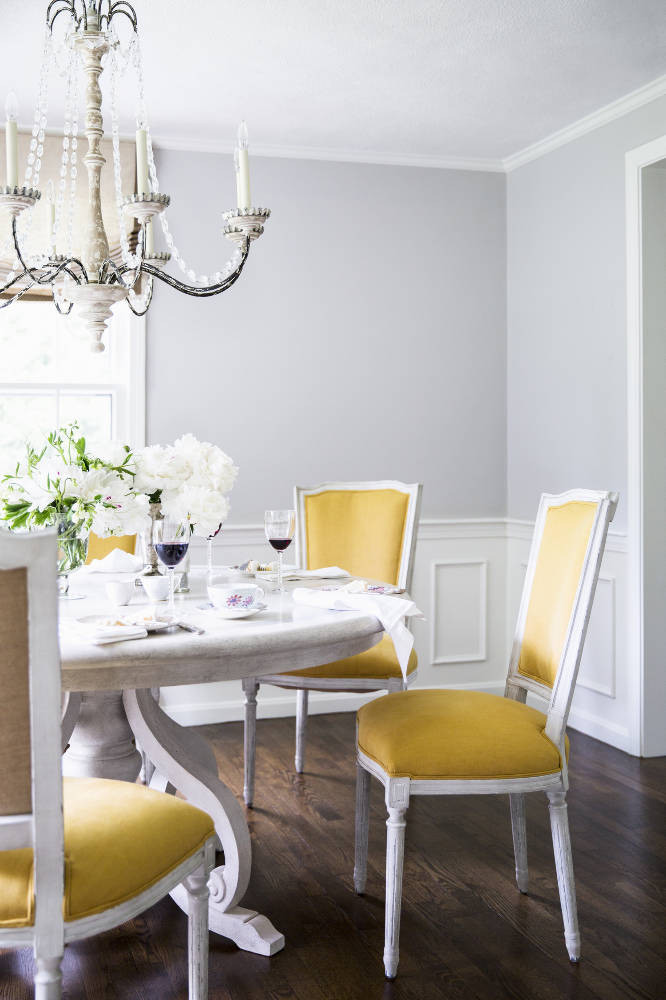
[507,94,666,532]
[641,164,666,756]
[147,152,506,522]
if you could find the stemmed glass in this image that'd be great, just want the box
[264,509,295,593]
[206,523,223,584]
[153,516,190,616]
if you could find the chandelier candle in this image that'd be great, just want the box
[135,126,153,254]
[237,120,251,210]
[4,92,18,188]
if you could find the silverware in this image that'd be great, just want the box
[175,621,205,635]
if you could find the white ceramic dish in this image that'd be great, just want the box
[197,602,267,620]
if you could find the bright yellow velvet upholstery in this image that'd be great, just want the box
[518,501,597,689]
[304,489,409,585]
[357,689,568,781]
[85,532,137,564]
[287,634,417,681]
[0,777,214,928]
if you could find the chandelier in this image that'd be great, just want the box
[0,0,270,351]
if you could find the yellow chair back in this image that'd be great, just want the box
[303,488,410,585]
[517,501,597,689]
[85,532,137,565]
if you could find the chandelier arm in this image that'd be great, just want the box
[126,277,153,317]
[107,2,138,31]
[46,0,77,31]
[0,276,38,308]
[52,293,75,315]
[99,254,143,291]
[137,239,251,297]
[11,217,87,289]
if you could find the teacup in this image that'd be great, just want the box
[105,580,134,606]
[141,575,171,602]
[208,581,265,611]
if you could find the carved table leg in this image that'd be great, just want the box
[123,687,285,956]
[62,691,142,781]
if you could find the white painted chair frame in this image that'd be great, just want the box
[0,527,217,1000]
[353,489,618,979]
[243,480,422,806]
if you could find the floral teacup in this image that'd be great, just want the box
[207,581,265,611]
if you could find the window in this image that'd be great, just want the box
[0,301,145,471]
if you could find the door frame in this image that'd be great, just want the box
[625,134,666,756]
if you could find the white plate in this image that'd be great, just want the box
[197,602,267,620]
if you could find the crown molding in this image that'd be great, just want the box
[503,72,666,172]
[148,133,505,172]
[34,71,666,176]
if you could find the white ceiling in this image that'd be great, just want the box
[2,0,666,167]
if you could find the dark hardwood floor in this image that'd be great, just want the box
[2,714,665,999]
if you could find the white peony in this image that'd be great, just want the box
[133,444,191,495]
[161,485,230,539]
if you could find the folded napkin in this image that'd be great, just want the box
[294,566,349,579]
[64,621,148,645]
[84,549,144,573]
[291,585,423,681]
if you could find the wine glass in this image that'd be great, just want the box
[264,509,295,593]
[153,516,190,616]
[206,523,223,584]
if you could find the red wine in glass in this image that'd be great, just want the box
[268,538,292,552]
[155,542,189,566]
[264,509,295,592]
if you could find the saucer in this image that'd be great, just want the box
[197,602,267,620]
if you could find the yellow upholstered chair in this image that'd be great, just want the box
[242,480,422,806]
[353,489,618,979]
[0,526,216,1000]
[85,531,137,563]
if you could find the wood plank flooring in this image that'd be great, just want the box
[1,714,664,999]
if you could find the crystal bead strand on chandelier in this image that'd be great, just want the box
[132,36,243,288]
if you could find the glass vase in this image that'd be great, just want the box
[56,512,89,597]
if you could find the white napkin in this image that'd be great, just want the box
[64,621,148,645]
[291,585,423,681]
[84,549,144,573]
[294,566,349,579]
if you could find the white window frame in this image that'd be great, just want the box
[0,305,146,453]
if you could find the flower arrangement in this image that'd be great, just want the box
[0,423,148,538]
[133,433,238,538]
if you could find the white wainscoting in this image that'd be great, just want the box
[161,518,632,754]
[506,521,632,753]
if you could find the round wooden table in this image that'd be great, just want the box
[59,571,383,957]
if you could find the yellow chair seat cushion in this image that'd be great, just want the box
[357,689,568,781]
[285,634,417,681]
[0,777,215,928]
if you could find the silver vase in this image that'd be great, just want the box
[142,501,164,576]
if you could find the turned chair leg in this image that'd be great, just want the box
[547,789,581,962]
[354,763,371,894]
[384,804,407,980]
[295,689,308,773]
[242,678,259,806]
[34,956,63,1000]
[509,793,529,893]
[184,867,210,1000]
